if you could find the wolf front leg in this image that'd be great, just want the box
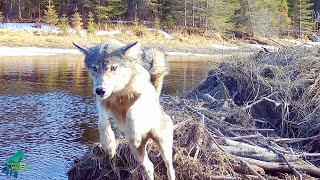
[154,114,175,180]
[128,137,154,180]
[97,101,117,158]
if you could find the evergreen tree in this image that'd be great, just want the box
[207,0,239,34]
[71,11,84,35]
[276,0,291,35]
[233,0,256,36]
[155,17,161,30]
[87,11,96,34]
[233,0,291,37]
[59,14,70,35]
[157,0,183,28]
[133,18,143,36]
[95,0,127,27]
[43,0,59,26]
[289,0,314,37]
[166,14,175,29]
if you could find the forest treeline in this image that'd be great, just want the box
[0,0,320,38]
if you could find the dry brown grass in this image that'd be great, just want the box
[0,26,223,52]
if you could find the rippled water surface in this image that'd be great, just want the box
[0,55,222,179]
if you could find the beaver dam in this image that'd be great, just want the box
[67,47,320,180]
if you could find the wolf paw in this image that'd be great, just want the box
[99,142,117,158]
[107,146,116,158]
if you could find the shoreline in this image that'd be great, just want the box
[0,46,80,56]
[1,39,319,57]
[1,23,320,57]
[0,45,247,57]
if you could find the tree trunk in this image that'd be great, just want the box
[135,0,138,19]
[184,0,187,26]
[247,0,255,37]
[299,1,302,39]
[192,0,195,27]
[38,3,41,18]
[18,0,21,19]
[204,0,208,35]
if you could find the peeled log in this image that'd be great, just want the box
[221,145,300,162]
[241,157,320,177]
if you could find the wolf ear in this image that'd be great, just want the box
[120,41,141,59]
[73,42,88,55]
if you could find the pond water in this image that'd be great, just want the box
[0,55,224,179]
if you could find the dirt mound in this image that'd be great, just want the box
[67,47,320,179]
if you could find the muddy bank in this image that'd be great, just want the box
[67,46,320,179]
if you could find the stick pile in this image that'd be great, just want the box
[67,47,320,179]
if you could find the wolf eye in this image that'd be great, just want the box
[110,66,117,71]
[92,67,98,72]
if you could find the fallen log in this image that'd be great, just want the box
[221,145,300,162]
[223,139,272,154]
[241,157,320,177]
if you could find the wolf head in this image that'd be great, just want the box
[74,41,142,99]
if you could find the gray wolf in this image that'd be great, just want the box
[74,40,175,180]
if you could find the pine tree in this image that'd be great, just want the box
[233,0,256,36]
[133,18,143,36]
[59,14,70,35]
[207,0,240,34]
[162,0,184,26]
[290,0,314,37]
[166,14,175,29]
[276,0,291,35]
[95,0,127,28]
[233,0,291,37]
[71,11,84,35]
[43,0,58,26]
[155,17,161,30]
[87,11,96,34]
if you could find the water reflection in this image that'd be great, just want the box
[165,56,221,94]
[0,54,222,179]
[0,55,92,96]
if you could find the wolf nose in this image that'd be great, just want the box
[95,87,106,96]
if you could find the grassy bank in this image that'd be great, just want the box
[0,26,302,54]
[0,28,221,52]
